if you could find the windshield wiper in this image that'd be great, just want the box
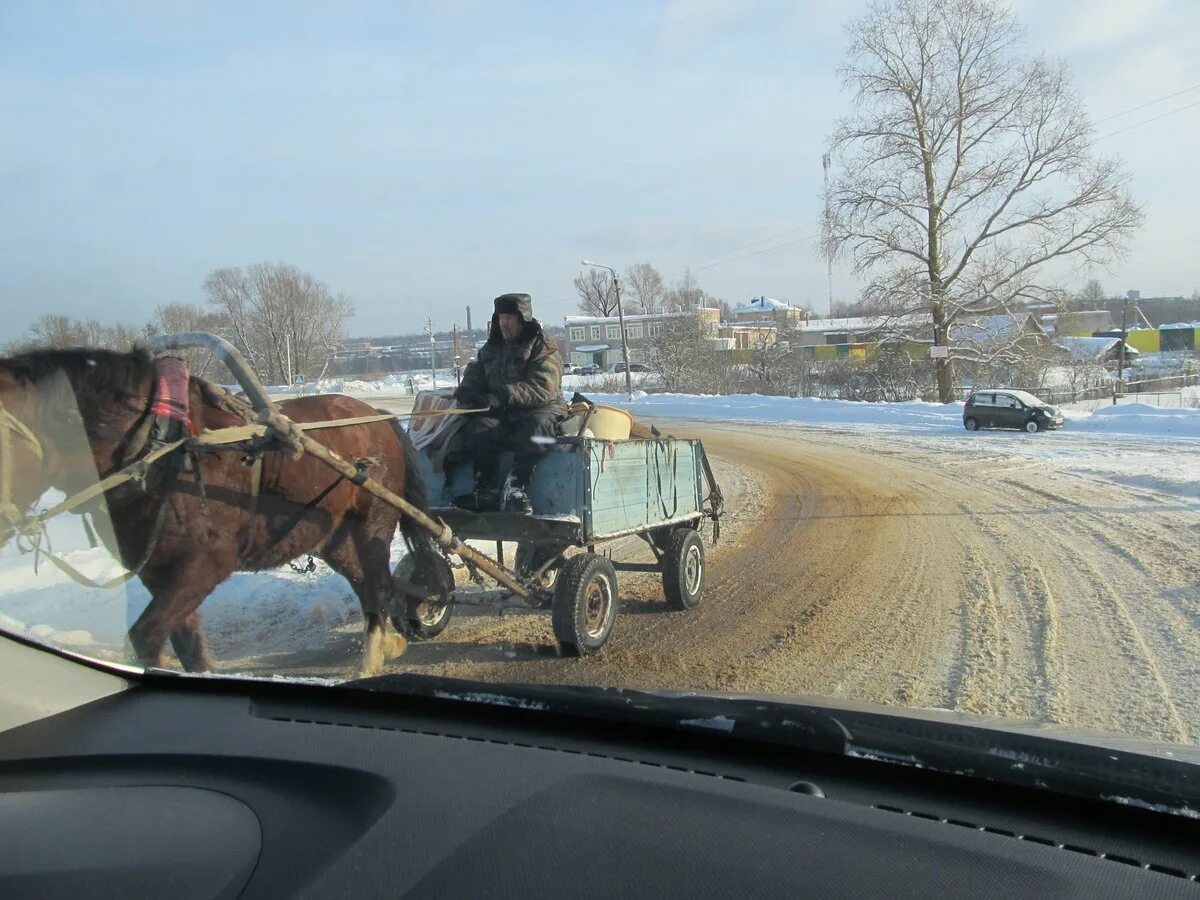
[343,673,1200,819]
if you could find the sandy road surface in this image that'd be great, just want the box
[322,420,1196,746]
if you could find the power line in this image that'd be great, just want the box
[665,224,819,283]
[1093,98,1200,141]
[664,87,1200,285]
[681,223,817,271]
[1093,83,1200,125]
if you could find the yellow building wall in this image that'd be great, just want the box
[1125,329,1161,353]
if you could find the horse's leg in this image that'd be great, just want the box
[131,560,227,672]
[168,611,214,673]
[321,523,404,678]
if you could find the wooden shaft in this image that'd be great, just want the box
[259,409,530,599]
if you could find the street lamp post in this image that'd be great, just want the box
[425,316,437,389]
[581,259,634,401]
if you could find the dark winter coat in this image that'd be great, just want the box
[454,294,568,416]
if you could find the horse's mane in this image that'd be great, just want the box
[2,346,155,396]
[0,347,157,439]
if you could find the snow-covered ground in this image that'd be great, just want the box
[2,389,1196,669]
[260,369,663,398]
[579,391,1200,502]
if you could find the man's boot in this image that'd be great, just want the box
[454,461,501,512]
[503,465,534,515]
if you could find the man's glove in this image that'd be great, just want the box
[481,393,504,410]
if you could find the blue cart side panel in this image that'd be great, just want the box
[584,439,703,539]
[412,438,703,541]
[416,446,585,518]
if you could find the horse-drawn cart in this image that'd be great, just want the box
[405,434,724,655]
[1,332,721,670]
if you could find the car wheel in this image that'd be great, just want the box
[1024,420,1039,434]
[964,417,978,431]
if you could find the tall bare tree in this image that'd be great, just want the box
[623,263,665,314]
[573,268,619,317]
[203,263,352,384]
[822,0,1143,401]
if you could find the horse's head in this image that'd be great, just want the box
[0,347,157,547]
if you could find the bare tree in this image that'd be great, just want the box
[623,263,665,314]
[573,268,619,317]
[203,263,352,384]
[648,316,705,391]
[16,314,140,352]
[822,0,1143,402]
[1078,278,1106,305]
[664,270,708,313]
[145,303,235,374]
[26,314,84,349]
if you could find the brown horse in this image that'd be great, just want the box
[0,346,448,677]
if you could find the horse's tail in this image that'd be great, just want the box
[382,411,454,598]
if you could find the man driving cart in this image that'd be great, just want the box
[447,293,568,513]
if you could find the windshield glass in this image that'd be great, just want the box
[1008,390,1047,407]
[1,1,1198,770]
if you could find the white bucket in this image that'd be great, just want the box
[561,404,633,440]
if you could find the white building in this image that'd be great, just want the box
[563,308,722,368]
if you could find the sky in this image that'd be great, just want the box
[1,0,1198,342]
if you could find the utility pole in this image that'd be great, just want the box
[425,316,436,388]
[452,324,462,385]
[582,259,634,401]
[465,305,473,346]
[823,152,834,316]
[1114,293,1130,405]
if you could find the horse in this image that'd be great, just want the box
[0,346,450,677]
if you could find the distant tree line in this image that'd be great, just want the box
[5,263,353,385]
[573,263,735,319]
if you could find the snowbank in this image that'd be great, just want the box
[577,391,1200,440]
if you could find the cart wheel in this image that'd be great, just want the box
[552,553,618,657]
[391,554,455,640]
[662,528,705,610]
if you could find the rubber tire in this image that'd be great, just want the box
[392,554,455,640]
[551,553,618,657]
[1024,420,1040,434]
[964,417,978,431]
[662,528,705,611]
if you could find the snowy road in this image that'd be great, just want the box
[332,419,1195,745]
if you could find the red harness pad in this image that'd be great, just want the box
[150,356,194,433]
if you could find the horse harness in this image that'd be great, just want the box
[0,382,399,587]
[0,398,46,535]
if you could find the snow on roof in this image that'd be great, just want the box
[1057,335,1135,361]
[796,316,889,333]
[734,296,798,313]
[949,313,1040,344]
[564,309,715,325]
